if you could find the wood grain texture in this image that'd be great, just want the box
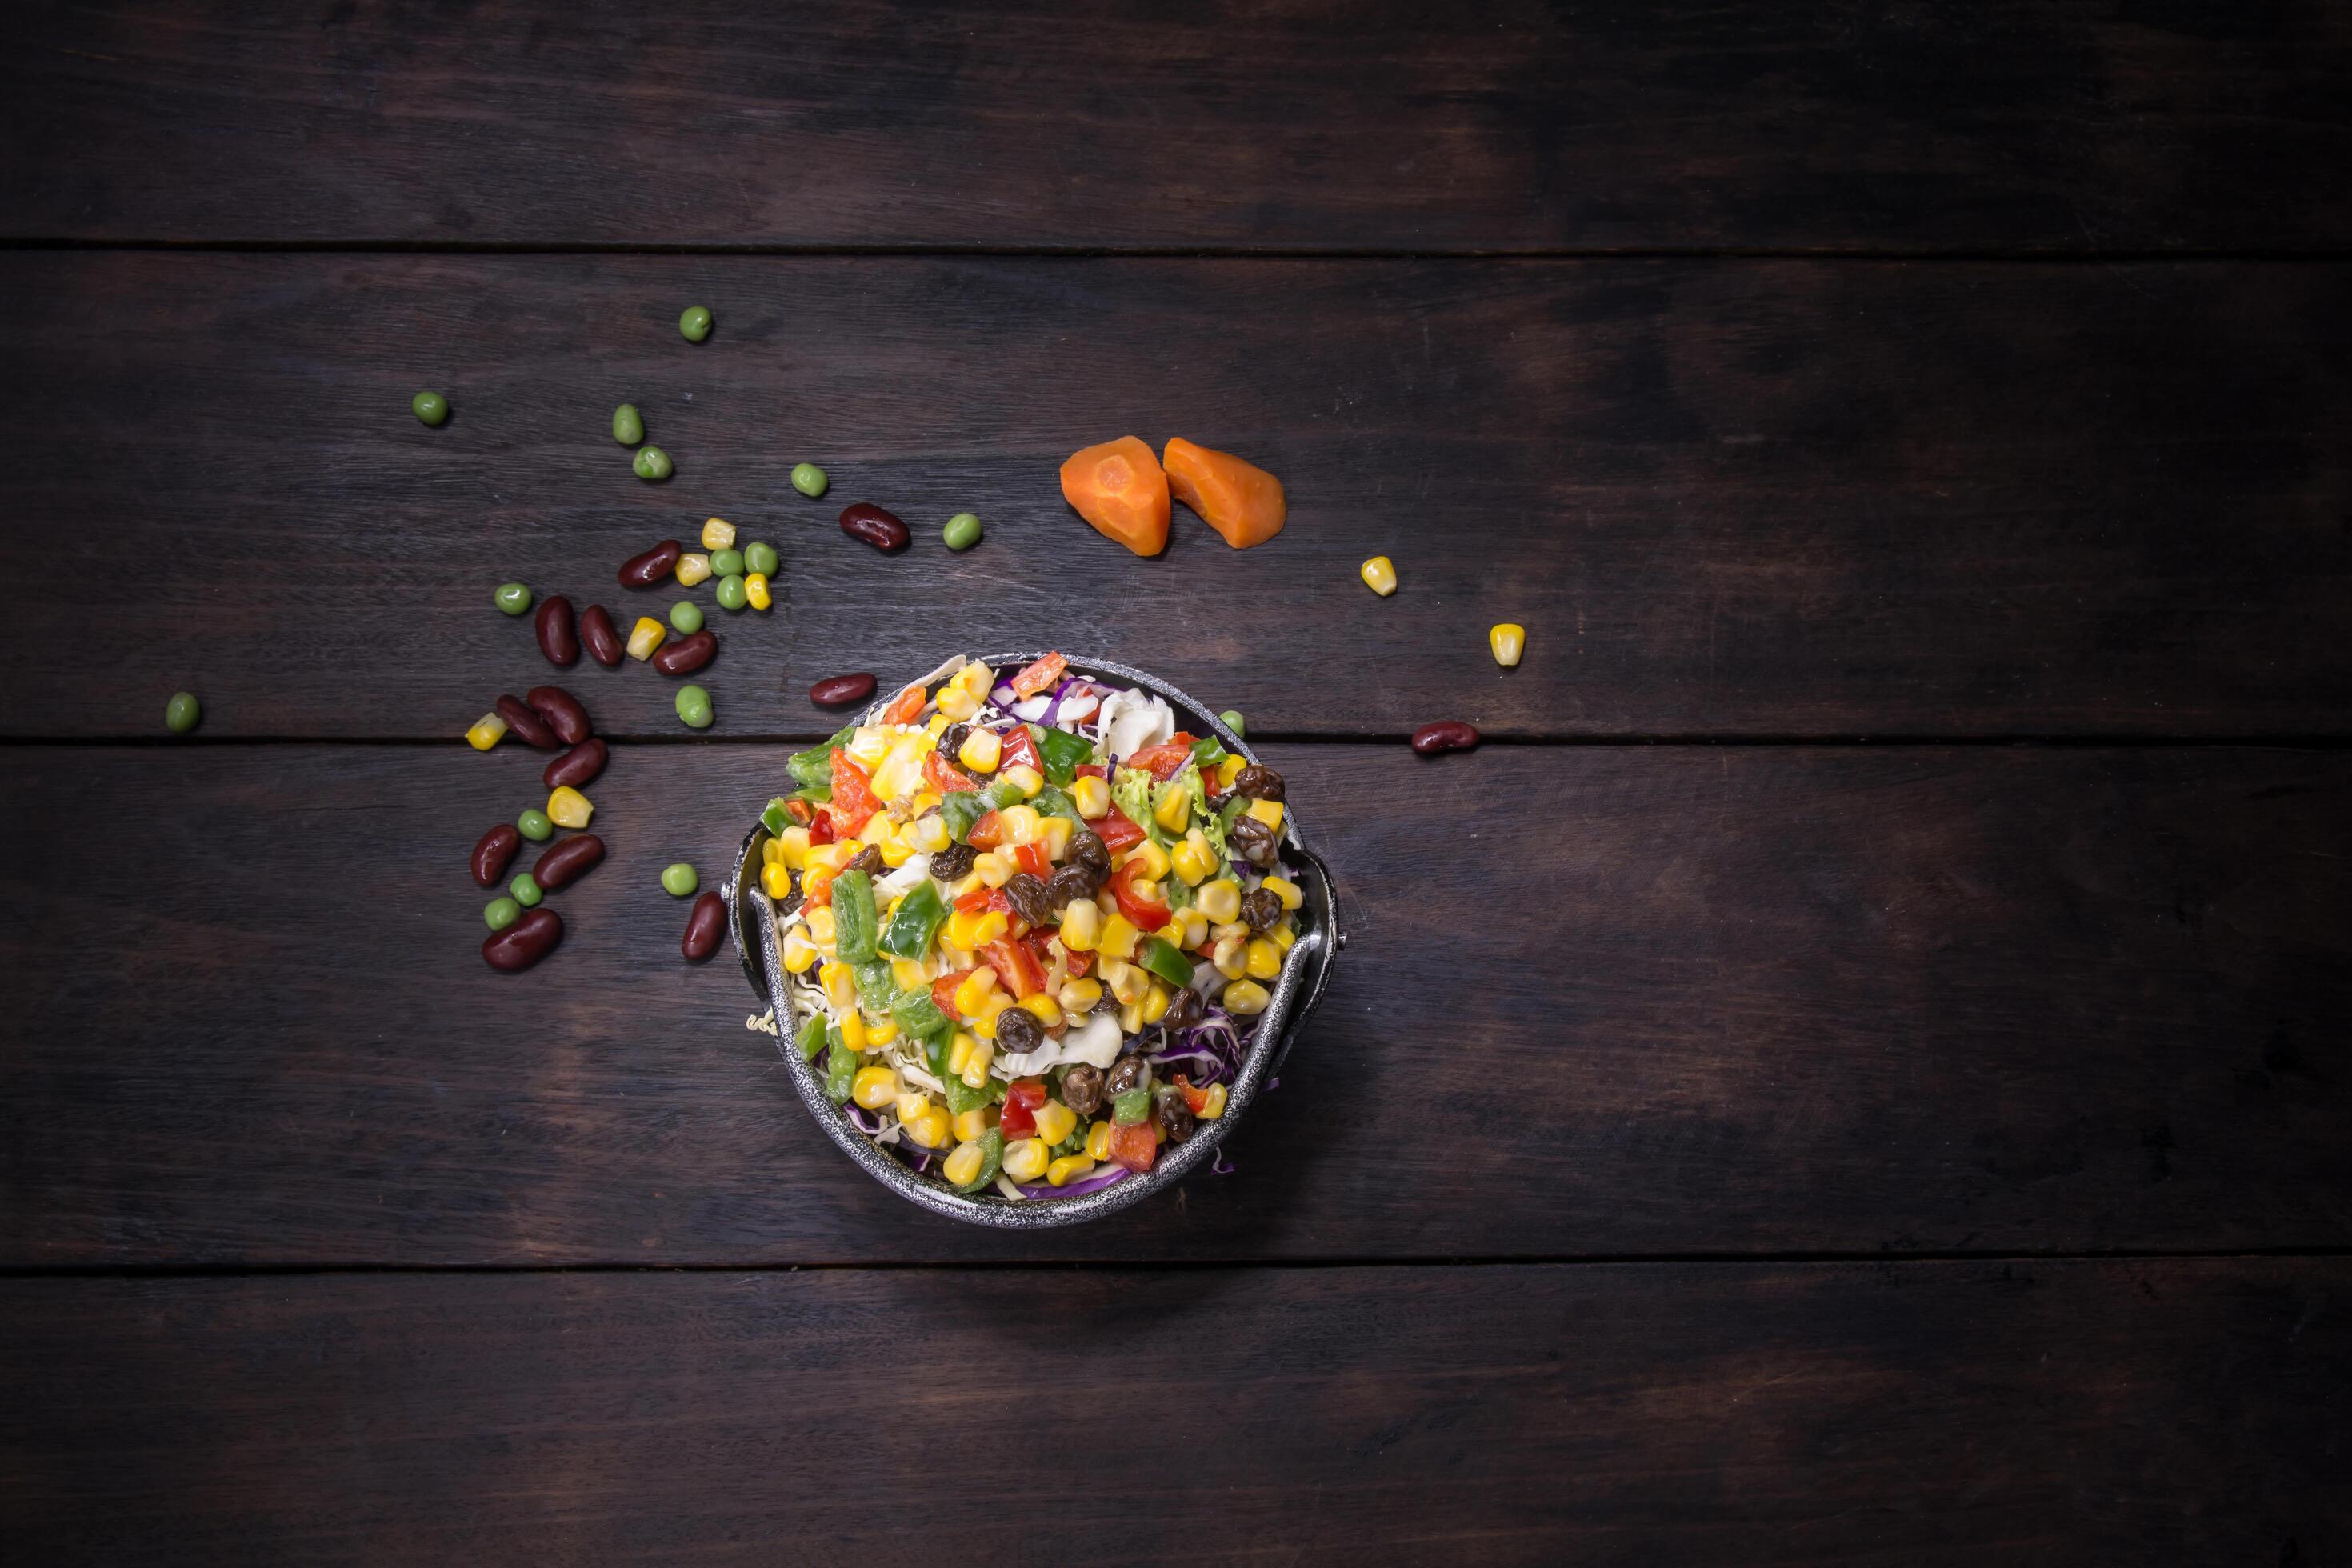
[6,253,2350,741]
[2,1260,2344,1564]
[5,1,2350,251]
[5,743,2345,1266]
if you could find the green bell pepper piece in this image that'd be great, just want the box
[939,790,990,843]
[1111,1086,1153,1126]
[786,726,855,797]
[832,869,879,963]
[891,990,950,1040]
[942,1074,991,1115]
[981,779,1026,811]
[1034,726,1096,786]
[761,798,793,837]
[951,1127,1005,1192]
[853,959,900,1016]
[823,1030,857,1104]
[1031,785,1082,823]
[1136,934,1194,990]
[878,880,949,960]
[918,1019,955,1077]
[795,1011,829,1062]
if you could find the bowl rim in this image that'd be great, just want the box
[725,651,1344,1227]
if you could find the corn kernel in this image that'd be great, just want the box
[1099,913,1140,961]
[998,804,1042,845]
[1360,554,1398,596]
[674,552,713,586]
[970,993,1013,1038]
[1109,962,1148,1006]
[1002,764,1045,800]
[866,1016,899,1047]
[907,814,951,854]
[772,826,810,870]
[1178,909,1210,949]
[1086,1120,1114,1160]
[1196,878,1241,922]
[1153,782,1192,833]
[1196,1083,1228,1121]
[1170,834,1215,886]
[944,908,985,950]
[820,962,857,1009]
[1047,1154,1096,1188]
[700,517,737,550]
[953,1105,994,1143]
[952,661,994,702]
[1071,774,1111,818]
[546,786,594,829]
[1215,754,1246,790]
[774,928,818,976]
[1040,816,1074,861]
[466,712,508,751]
[838,1011,868,1053]
[1058,977,1102,1014]
[936,685,979,722]
[806,906,838,944]
[1033,1099,1077,1146]
[958,728,1002,773]
[852,1066,899,1110]
[1245,937,1282,980]
[946,1031,979,1077]
[953,969,999,1018]
[1002,1138,1050,1182]
[1274,922,1297,951]
[1246,799,1284,830]
[1141,983,1170,1025]
[1490,622,1526,667]
[887,958,926,994]
[895,1090,931,1125]
[974,851,1014,890]
[626,617,666,660]
[942,1139,986,1187]
[858,813,893,847]
[1212,935,1247,980]
[1222,979,1270,1015]
[973,910,1010,946]
[878,835,914,867]
[744,571,771,610]
[762,838,785,866]
[1210,920,1248,946]
[906,1105,953,1150]
[1119,998,1145,1034]
[1262,875,1302,910]
[1059,899,1101,954]
[1017,993,1063,1030]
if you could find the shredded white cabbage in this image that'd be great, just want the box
[996,1012,1122,1076]
[1096,687,1174,761]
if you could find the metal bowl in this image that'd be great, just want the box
[726,653,1344,1227]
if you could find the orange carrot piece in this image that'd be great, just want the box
[1060,437,1170,557]
[1162,438,1286,549]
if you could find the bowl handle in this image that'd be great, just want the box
[1273,841,1346,1072]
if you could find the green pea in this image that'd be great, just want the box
[790,462,828,498]
[494,581,533,616]
[634,446,674,481]
[411,390,448,426]
[942,512,983,551]
[661,862,699,898]
[1219,710,1246,738]
[679,306,713,342]
[714,574,748,611]
[518,807,554,842]
[164,691,202,734]
[744,541,779,576]
[670,600,704,634]
[675,683,714,729]
[613,403,643,445]
[484,897,522,931]
[510,873,543,907]
[710,548,745,578]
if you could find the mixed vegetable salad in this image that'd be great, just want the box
[757,653,1302,1200]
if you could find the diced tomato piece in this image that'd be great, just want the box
[801,866,837,908]
[955,885,1014,916]
[786,798,815,826]
[966,811,1004,850]
[1171,1074,1214,1117]
[1012,842,1050,878]
[1124,735,1198,782]
[1093,808,1145,850]
[829,749,880,836]
[999,1097,1035,1141]
[808,811,836,845]
[1010,653,1067,699]
[986,938,1047,999]
[923,750,978,794]
[1110,858,1170,928]
[1000,726,1042,776]
[1108,1119,1158,1174]
[932,970,970,1014]
[1062,950,1094,978]
[1074,763,1106,780]
[880,684,926,726]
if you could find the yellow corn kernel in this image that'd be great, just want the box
[744,571,771,610]
[1222,979,1270,1015]
[1153,782,1192,833]
[883,958,923,995]
[1001,763,1044,800]
[1132,841,1173,882]
[1215,754,1246,790]
[1032,1099,1078,1146]
[942,1139,986,1187]
[1002,1138,1051,1183]
[970,993,1014,1038]
[1119,998,1145,1034]
[953,1105,995,1143]
[907,813,951,854]
[950,870,986,902]
[1017,993,1063,1030]
[998,804,1042,845]
[960,1041,994,1090]
[866,1016,899,1048]
[913,790,942,814]
[1109,962,1149,1006]
[546,786,594,829]
[1040,816,1074,861]
[1360,554,1398,596]
[958,728,1002,773]
[1178,909,1210,949]
[943,908,983,950]
[674,552,713,586]
[1261,875,1302,910]
[1195,1083,1228,1121]
[1490,622,1526,667]
[1274,922,1297,951]
[1170,834,1215,886]
[1211,935,1247,980]
[906,1105,953,1150]
[806,906,838,945]
[815,842,860,874]
[1060,776,1105,821]
[1086,1120,1114,1160]
[772,825,811,870]
[973,910,1010,946]
[1058,899,1101,954]
[1141,982,1170,1025]
[946,1031,979,1078]
[846,726,890,766]
[895,1089,931,1125]
[878,835,914,868]
[838,1010,868,1054]
[1156,920,1186,949]
[1245,937,1282,980]
[952,661,994,702]
[858,813,893,848]
[851,1066,899,1110]
[952,968,999,1018]
[936,684,979,722]
[762,837,785,866]
[700,517,737,550]
[1047,1154,1097,1188]
[1246,799,1284,830]
[626,616,666,660]
[1154,1121,1166,1146]
[781,926,820,972]
[974,851,1014,890]
[819,962,857,1010]
[1210,920,1248,946]
[1196,878,1241,923]
[1058,977,1102,1015]
[466,712,508,751]
[1098,913,1140,962]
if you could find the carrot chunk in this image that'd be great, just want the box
[1162,437,1286,549]
[1061,437,1170,557]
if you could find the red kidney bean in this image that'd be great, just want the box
[542,738,608,790]
[578,604,623,666]
[838,502,910,553]
[1410,720,1481,756]
[619,539,682,587]
[652,628,717,676]
[681,891,726,962]
[471,823,522,888]
[525,686,591,746]
[495,694,559,750]
[810,671,876,708]
[483,907,563,971]
[533,832,605,890]
[534,595,578,667]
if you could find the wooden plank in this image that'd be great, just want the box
[4,743,2345,1266]
[6,254,2349,741]
[2,1259,2344,1562]
[4,2,2350,251]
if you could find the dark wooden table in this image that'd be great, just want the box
[5,4,2350,1562]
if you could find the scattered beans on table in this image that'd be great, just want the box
[466,712,507,750]
[546,786,594,830]
[517,807,554,842]
[483,907,562,970]
[472,823,522,886]
[714,574,748,611]
[678,306,713,342]
[653,629,717,676]
[674,684,714,729]
[942,511,982,550]
[411,391,449,426]
[483,896,522,932]
[494,581,533,616]
[578,604,623,666]
[165,690,202,734]
[681,891,726,960]
[612,403,643,445]
[670,600,704,635]
[661,862,699,898]
[1219,709,1246,738]
[533,832,605,890]
[744,572,771,610]
[1410,720,1480,756]
[534,597,579,667]
[619,540,682,587]
[710,548,744,578]
[790,462,828,498]
[634,446,674,482]
[838,502,910,553]
[810,671,876,708]
[542,738,607,790]
[744,541,778,576]
[495,694,559,750]
[510,872,543,907]
[674,553,713,587]
[626,617,666,661]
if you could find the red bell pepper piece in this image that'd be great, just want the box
[954,885,1013,916]
[1074,763,1106,780]
[966,810,1004,850]
[1009,653,1066,699]
[786,798,815,826]
[923,750,977,794]
[999,725,1042,776]
[1108,1120,1158,1174]
[828,749,880,837]
[1092,807,1145,851]
[1109,858,1170,928]
[1000,1076,1048,1140]
[1062,949,1094,978]
[985,938,1046,999]
[808,811,836,846]
[1123,735,1198,782]
[933,970,970,1015]
[1011,842,1050,879]
[1171,1074,1214,1118]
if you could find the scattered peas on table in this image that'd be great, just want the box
[678,306,713,342]
[411,390,448,426]
[674,684,714,729]
[710,548,744,578]
[670,600,704,634]
[165,691,202,734]
[1219,710,1246,738]
[942,511,983,550]
[790,462,828,498]
[744,541,778,576]
[494,581,533,616]
[517,807,554,842]
[661,863,699,898]
[634,446,673,481]
[510,873,543,907]
[612,403,643,445]
[484,897,522,931]
[714,574,749,610]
